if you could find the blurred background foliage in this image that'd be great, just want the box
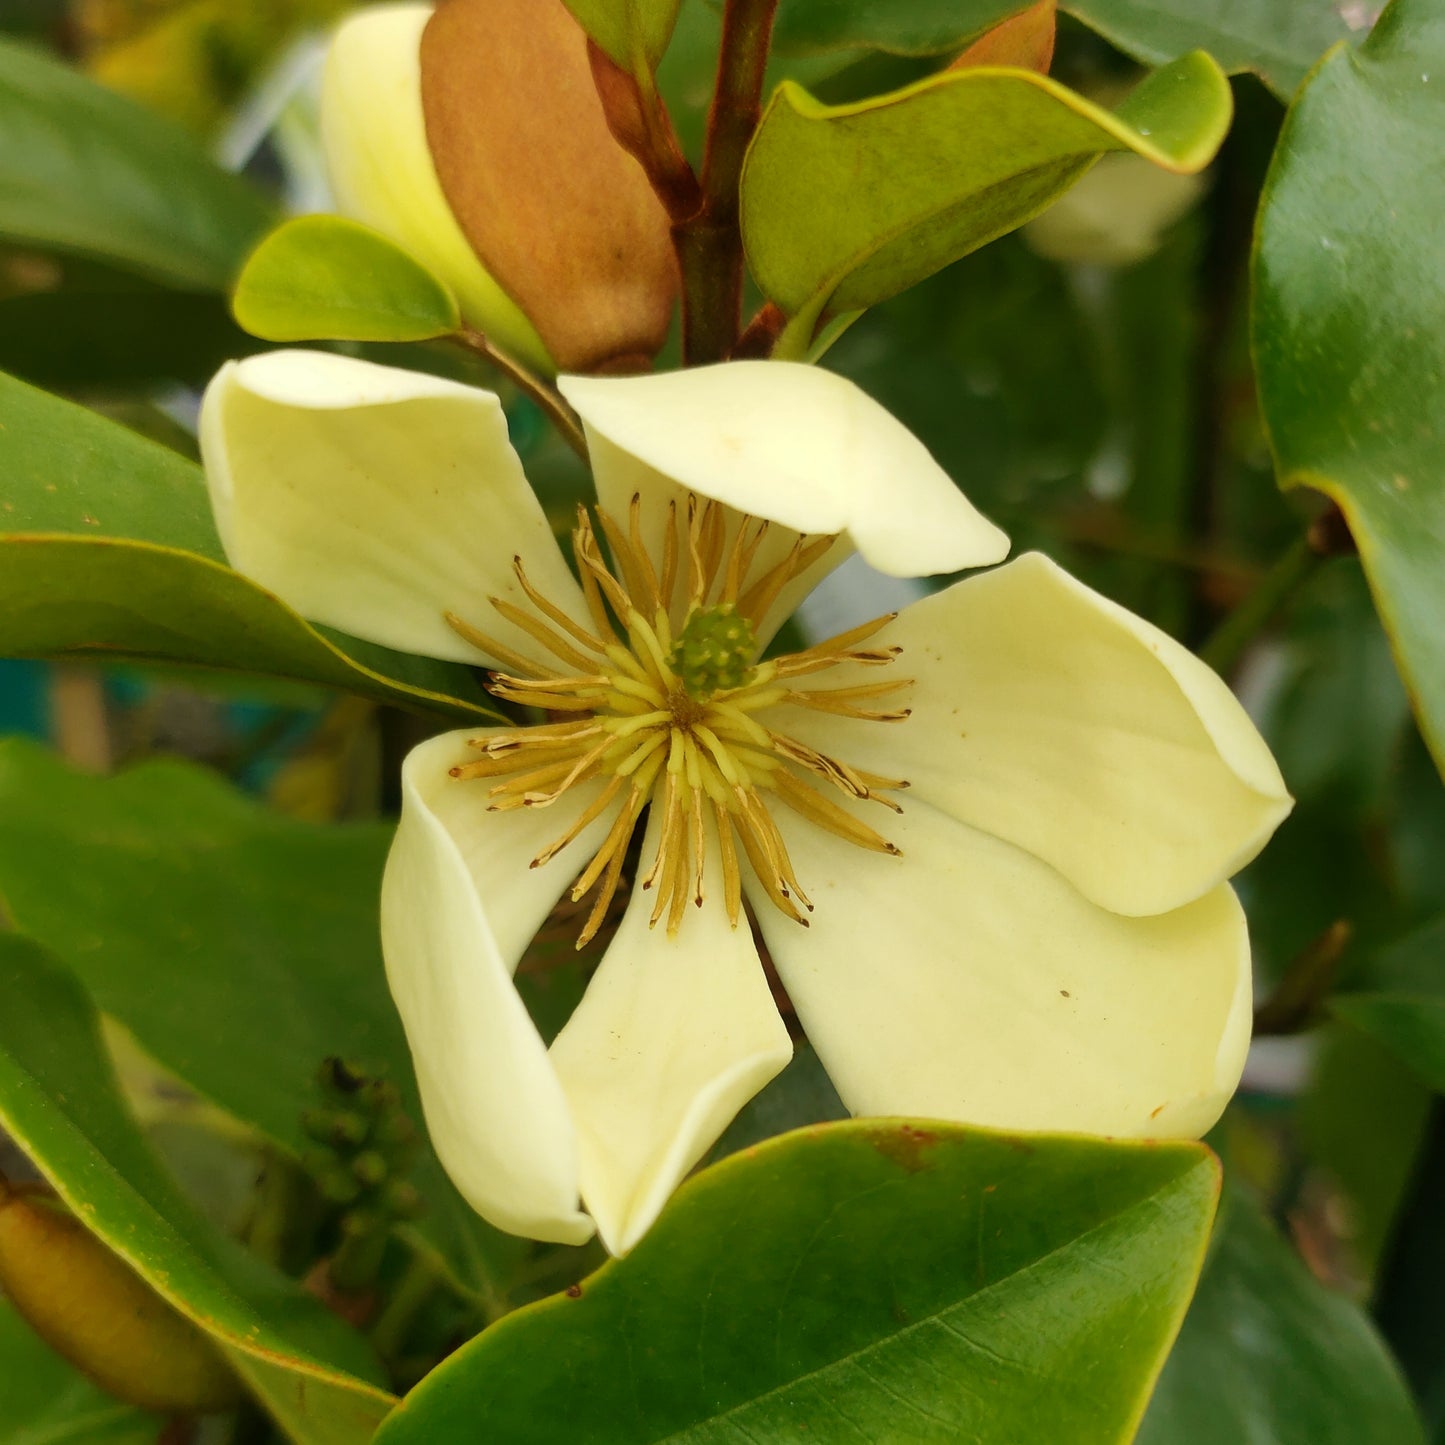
[1,1,1443,1441]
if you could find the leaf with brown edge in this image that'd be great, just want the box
[420,0,677,373]
[952,0,1057,73]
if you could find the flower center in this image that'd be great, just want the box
[445,493,911,948]
[669,604,756,701]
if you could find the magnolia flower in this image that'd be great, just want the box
[200,351,1291,1255]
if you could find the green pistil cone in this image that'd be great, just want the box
[670,604,757,700]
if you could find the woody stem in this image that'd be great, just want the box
[679,0,778,364]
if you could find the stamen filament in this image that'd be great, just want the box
[447,495,911,949]
[511,555,611,655]
[445,611,561,680]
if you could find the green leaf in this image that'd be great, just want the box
[1253,0,1445,779]
[562,0,682,69]
[234,216,461,344]
[0,1297,161,1445]
[1331,914,1445,1095]
[0,35,274,288]
[1064,0,1359,100]
[0,931,397,1444]
[0,282,254,390]
[825,234,1106,525]
[1259,561,1412,815]
[0,368,498,719]
[768,0,1355,100]
[770,0,1024,57]
[376,1123,1218,1445]
[1137,1186,1426,1444]
[1372,1104,1445,1440]
[1299,1025,1433,1282]
[741,51,1231,344]
[0,737,521,1305]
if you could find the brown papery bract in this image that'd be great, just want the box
[950,0,1056,74]
[420,0,679,373]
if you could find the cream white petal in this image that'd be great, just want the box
[575,423,850,646]
[776,552,1292,917]
[559,362,1009,579]
[749,797,1252,1141]
[200,350,589,667]
[549,812,792,1255]
[380,730,620,1245]
[321,3,552,373]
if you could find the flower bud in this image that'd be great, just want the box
[0,1180,239,1414]
[322,3,553,373]
[351,1151,390,1187]
[322,0,677,375]
[421,0,678,373]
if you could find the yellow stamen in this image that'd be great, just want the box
[446,495,913,945]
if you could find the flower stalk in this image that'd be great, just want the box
[680,0,779,362]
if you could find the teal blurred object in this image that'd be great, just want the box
[0,660,47,737]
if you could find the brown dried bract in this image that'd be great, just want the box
[421,0,678,372]
[950,0,1056,75]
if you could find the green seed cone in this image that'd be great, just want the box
[0,1180,241,1414]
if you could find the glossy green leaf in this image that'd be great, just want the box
[0,35,273,288]
[1065,0,1359,100]
[563,0,681,68]
[1253,0,1445,779]
[234,216,461,344]
[0,369,497,719]
[0,1297,161,1445]
[1299,1025,1432,1282]
[742,51,1231,344]
[0,283,254,390]
[0,737,520,1304]
[1260,561,1412,816]
[1137,1187,1426,1444]
[1332,914,1445,1095]
[1373,1103,1445,1440]
[0,931,397,1443]
[770,0,1024,57]
[767,0,1355,100]
[378,1123,1218,1445]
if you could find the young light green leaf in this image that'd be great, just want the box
[376,1123,1219,1445]
[0,369,498,719]
[1138,1187,1427,1444]
[1066,0,1359,100]
[234,216,461,344]
[741,51,1231,347]
[0,35,273,289]
[0,932,397,1445]
[1254,0,1445,780]
[562,0,682,69]
[0,739,524,1308]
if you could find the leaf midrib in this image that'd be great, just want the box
[651,1168,1198,1444]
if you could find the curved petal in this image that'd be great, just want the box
[559,362,1010,579]
[749,797,1252,1141]
[200,350,589,667]
[381,730,621,1244]
[568,422,851,647]
[549,810,792,1255]
[321,3,553,374]
[774,552,1291,916]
